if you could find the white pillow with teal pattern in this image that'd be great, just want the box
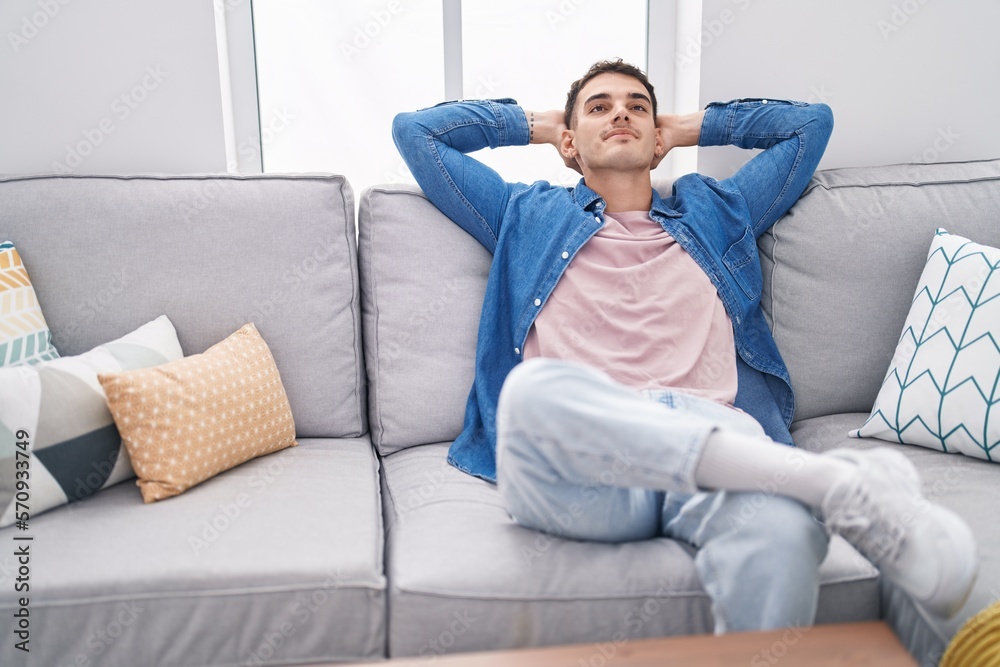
[852,229,999,462]
[0,241,59,367]
[0,315,183,526]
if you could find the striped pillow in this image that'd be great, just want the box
[0,241,59,367]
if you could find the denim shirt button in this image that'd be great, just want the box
[534,298,541,306]
[561,251,569,259]
[514,347,520,355]
[594,215,601,223]
[762,99,768,104]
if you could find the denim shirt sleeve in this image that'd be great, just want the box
[699,98,834,237]
[392,99,530,252]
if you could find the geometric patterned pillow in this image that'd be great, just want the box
[0,241,60,367]
[851,229,1000,462]
[0,315,184,526]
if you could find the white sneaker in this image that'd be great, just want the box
[820,447,978,619]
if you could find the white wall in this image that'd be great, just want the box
[695,0,1000,179]
[0,0,229,174]
[3,2,998,178]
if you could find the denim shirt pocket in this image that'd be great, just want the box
[722,226,762,301]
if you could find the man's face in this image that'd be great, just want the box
[563,72,661,174]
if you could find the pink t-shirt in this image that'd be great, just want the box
[523,210,738,404]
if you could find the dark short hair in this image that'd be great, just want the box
[564,59,657,128]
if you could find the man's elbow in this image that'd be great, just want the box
[807,103,834,141]
[391,111,418,151]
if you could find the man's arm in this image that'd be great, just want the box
[698,99,834,237]
[654,110,706,170]
[524,109,579,172]
[392,99,530,253]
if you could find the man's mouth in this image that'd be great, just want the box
[605,128,637,140]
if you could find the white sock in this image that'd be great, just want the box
[693,428,856,509]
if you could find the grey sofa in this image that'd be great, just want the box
[0,159,997,667]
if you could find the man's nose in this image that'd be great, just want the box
[613,105,630,122]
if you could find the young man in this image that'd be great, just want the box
[392,60,976,632]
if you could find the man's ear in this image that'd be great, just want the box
[559,128,576,161]
[650,126,667,170]
[560,127,583,174]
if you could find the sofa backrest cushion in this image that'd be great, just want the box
[358,185,490,455]
[759,158,1000,422]
[0,174,366,439]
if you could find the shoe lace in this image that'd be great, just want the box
[828,483,906,565]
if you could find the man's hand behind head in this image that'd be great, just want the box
[528,109,582,174]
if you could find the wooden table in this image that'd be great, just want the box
[333,621,917,666]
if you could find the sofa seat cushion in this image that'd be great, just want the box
[382,443,879,658]
[791,413,1000,666]
[0,437,386,667]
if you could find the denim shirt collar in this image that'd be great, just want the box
[572,178,682,218]
[571,178,603,211]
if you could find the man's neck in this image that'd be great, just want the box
[582,168,654,213]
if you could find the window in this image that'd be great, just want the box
[252,0,652,196]
[461,0,647,187]
[252,0,445,191]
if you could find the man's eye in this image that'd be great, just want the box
[632,105,647,112]
[590,104,605,112]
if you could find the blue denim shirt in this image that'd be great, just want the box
[393,97,833,483]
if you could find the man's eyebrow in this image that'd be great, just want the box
[583,93,612,107]
[582,92,652,107]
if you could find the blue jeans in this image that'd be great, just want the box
[496,358,829,633]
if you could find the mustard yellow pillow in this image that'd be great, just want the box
[941,601,1000,667]
[99,323,297,502]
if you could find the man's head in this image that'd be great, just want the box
[560,60,663,176]
[564,59,657,129]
